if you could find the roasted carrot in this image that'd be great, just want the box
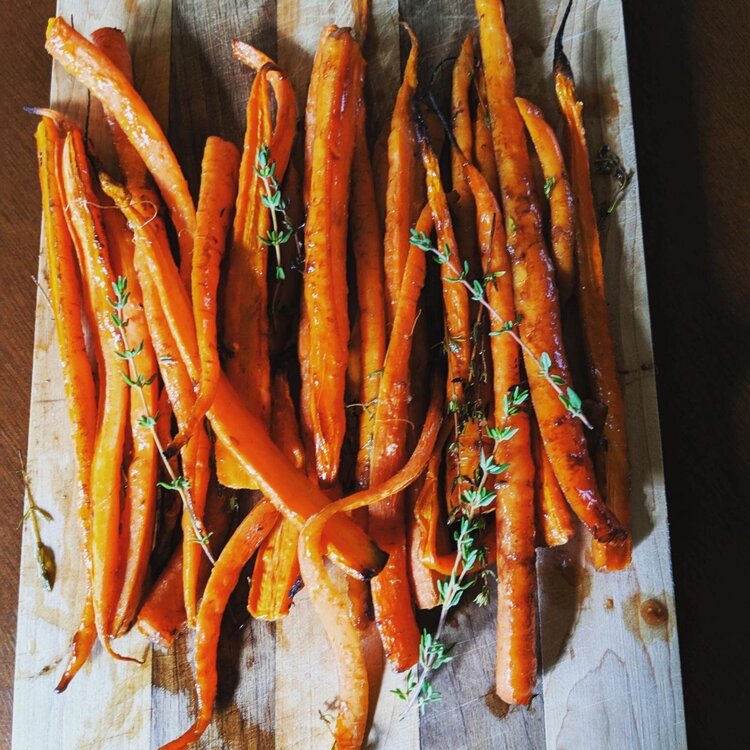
[371,121,389,230]
[299,377,444,750]
[160,500,279,750]
[35,115,98,689]
[248,373,304,620]
[473,67,500,198]
[531,415,574,547]
[368,204,432,669]
[475,0,627,545]
[300,27,363,486]
[46,17,196,285]
[136,547,185,648]
[101,177,387,580]
[103,207,160,637]
[406,473,440,610]
[554,27,631,570]
[517,96,576,304]
[60,128,130,656]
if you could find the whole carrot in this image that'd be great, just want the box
[475,0,627,545]
[554,21,631,569]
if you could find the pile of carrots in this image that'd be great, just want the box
[35,0,631,747]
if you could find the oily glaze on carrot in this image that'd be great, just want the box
[160,500,279,750]
[368,204,432,670]
[248,373,304,620]
[136,547,185,648]
[300,28,363,486]
[46,17,196,284]
[35,116,98,689]
[61,129,129,653]
[383,25,419,329]
[517,96,576,304]
[462,157,537,705]
[554,33,631,569]
[299,379,444,750]
[475,0,627,545]
[473,68,500,198]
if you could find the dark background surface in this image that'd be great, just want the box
[1,1,747,747]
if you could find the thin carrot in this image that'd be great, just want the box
[136,547,185,648]
[368,204,432,670]
[517,96,576,304]
[299,377,444,750]
[475,0,627,545]
[554,25,631,570]
[46,17,196,285]
[383,24,419,330]
[371,121,389,230]
[473,67,500,198]
[160,500,279,750]
[406,473,440,610]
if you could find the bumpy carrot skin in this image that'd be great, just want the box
[383,25,419,330]
[160,500,279,750]
[299,379,444,750]
[368,204,432,670]
[516,96,576,304]
[301,28,363,486]
[473,68,500,198]
[554,36,631,570]
[103,207,160,637]
[248,374,305,620]
[475,0,627,545]
[100,178,387,580]
[61,129,130,656]
[531,415,574,547]
[35,116,98,690]
[46,17,196,286]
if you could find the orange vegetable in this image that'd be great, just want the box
[136,547,185,649]
[554,36,631,570]
[475,0,627,546]
[517,96,576,303]
[473,68,500,198]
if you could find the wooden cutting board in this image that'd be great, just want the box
[12,1,686,748]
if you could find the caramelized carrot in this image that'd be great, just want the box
[46,17,196,285]
[101,177,387,579]
[406,474,440,610]
[531,415,574,547]
[300,28,363,486]
[161,500,279,750]
[475,0,627,545]
[368,204,432,669]
[383,25,419,329]
[371,121,389,230]
[61,129,129,655]
[517,96,576,303]
[554,31,631,569]
[136,547,185,648]
[299,378,444,749]
[248,374,304,620]
[473,68,500,198]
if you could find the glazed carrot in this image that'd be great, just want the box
[103,207,160,637]
[46,17,196,285]
[368,204,432,670]
[161,500,279,750]
[371,121,389,230]
[383,25,419,329]
[351,99,387,491]
[248,374,304,620]
[407,474,440,610]
[517,96,576,304]
[101,178,387,579]
[473,68,500,198]
[554,28,631,569]
[61,129,129,654]
[171,136,240,451]
[299,378,444,750]
[136,547,185,648]
[531,415,574,547]
[451,33,478,271]
[462,157,537,705]
[300,27,363,486]
[475,0,627,545]
[35,116,98,689]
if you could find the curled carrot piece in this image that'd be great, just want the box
[299,377,444,750]
[554,25,631,570]
[475,0,627,545]
[516,96,576,304]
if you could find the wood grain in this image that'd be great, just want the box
[10,1,686,748]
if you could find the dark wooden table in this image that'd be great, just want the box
[1,1,747,747]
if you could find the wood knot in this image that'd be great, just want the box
[640,598,668,627]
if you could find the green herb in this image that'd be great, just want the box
[594,144,634,218]
[543,175,556,200]
[18,451,55,591]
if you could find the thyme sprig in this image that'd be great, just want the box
[594,144,634,218]
[18,451,55,591]
[409,229,589,426]
[108,276,215,565]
